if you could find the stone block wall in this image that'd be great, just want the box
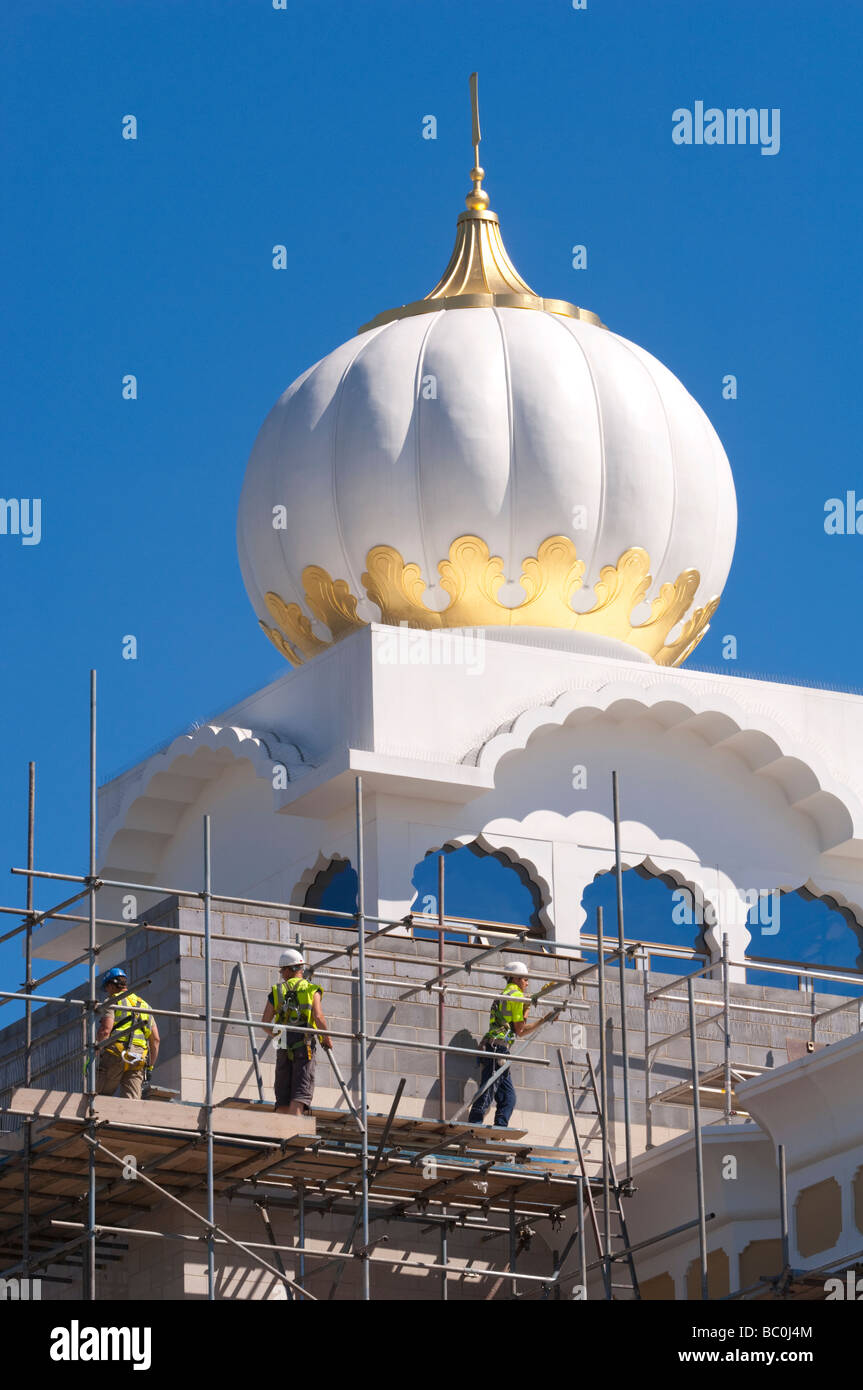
[169,899,859,1162]
[2,894,860,1299]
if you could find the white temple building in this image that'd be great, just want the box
[39,99,863,981]
[13,82,863,1302]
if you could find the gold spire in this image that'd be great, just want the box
[359,73,604,334]
[465,71,489,212]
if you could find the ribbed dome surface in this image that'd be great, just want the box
[237,306,737,652]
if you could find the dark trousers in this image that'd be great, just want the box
[468,1040,516,1128]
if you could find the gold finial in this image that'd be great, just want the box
[356,73,607,334]
[466,72,490,211]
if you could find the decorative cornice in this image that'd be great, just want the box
[258,535,720,669]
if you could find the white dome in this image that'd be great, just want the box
[238,308,736,667]
[237,157,736,670]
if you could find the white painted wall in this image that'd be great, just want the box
[34,630,863,971]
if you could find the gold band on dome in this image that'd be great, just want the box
[258,536,720,670]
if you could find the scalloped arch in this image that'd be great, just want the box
[794,880,863,932]
[761,880,863,968]
[585,857,727,957]
[409,833,553,936]
[291,852,354,917]
[467,680,863,852]
[478,808,746,953]
[99,723,307,869]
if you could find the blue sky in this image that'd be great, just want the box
[1,0,861,1010]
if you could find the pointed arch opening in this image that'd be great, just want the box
[299,857,358,929]
[745,888,863,996]
[581,866,709,976]
[410,842,546,942]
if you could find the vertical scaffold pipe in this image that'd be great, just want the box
[86,670,97,1301]
[203,816,215,1301]
[355,776,371,1300]
[611,771,632,1183]
[22,762,35,1279]
[437,853,446,1122]
[238,961,265,1104]
[722,933,732,1124]
[778,1144,790,1274]
[597,905,611,1299]
[809,977,817,1046]
[298,1179,306,1297]
[578,1176,587,1300]
[642,963,652,1150]
[687,976,708,1300]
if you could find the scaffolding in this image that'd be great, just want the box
[1,671,862,1301]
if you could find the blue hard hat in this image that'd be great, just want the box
[102,967,128,988]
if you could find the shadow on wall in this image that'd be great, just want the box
[441,1027,483,1111]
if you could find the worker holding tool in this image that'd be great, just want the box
[95,967,159,1100]
[262,949,332,1115]
[468,960,562,1128]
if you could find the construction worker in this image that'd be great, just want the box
[468,960,559,1129]
[95,967,159,1100]
[262,949,332,1115]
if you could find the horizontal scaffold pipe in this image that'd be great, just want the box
[244,1176,576,1222]
[0,885,94,945]
[645,957,720,1000]
[10,864,712,951]
[0,903,670,995]
[51,1221,557,1285]
[13,865,863,993]
[0,944,152,1018]
[0,991,553,1065]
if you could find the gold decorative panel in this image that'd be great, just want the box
[639,1272,676,1301]
[685,1248,730,1300]
[738,1239,783,1291]
[796,1178,842,1258]
[258,534,719,669]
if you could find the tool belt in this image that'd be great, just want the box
[479,1035,511,1061]
[106,1011,149,1071]
[282,1031,315,1060]
[119,1045,148,1070]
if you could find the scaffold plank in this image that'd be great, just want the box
[2,1088,316,1142]
[650,1061,765,1109]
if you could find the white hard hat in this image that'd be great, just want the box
[504,960,529,976]
[279,949,305,968]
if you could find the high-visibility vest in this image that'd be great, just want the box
[105,993,153,1064]
[271,975,322,1054]
[486,982,526,1045]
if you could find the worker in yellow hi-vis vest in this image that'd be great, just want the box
[95,967,160,1100]
[468,960,558,1128]
[262,949,332,1115]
